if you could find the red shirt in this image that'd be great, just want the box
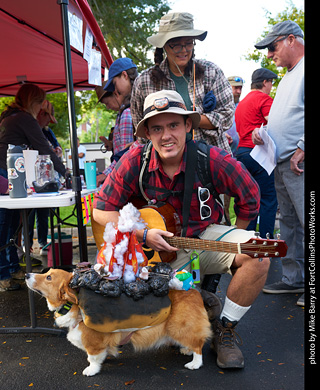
[94,142,260,238]
[235,91,273,149]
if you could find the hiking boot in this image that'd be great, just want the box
[211,316,244,369]
[263,281,304,294]
[0,278,21,292]
[200,289,222,322]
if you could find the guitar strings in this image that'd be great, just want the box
[164,237,281,255]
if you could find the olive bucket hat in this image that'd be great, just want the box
[147,12,207,48]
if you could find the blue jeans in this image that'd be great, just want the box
[0,168,20,280]
[236,147,278,238]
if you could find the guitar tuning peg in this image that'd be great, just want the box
[266,233,270,239]
[277,233,281,240]
[254,232,260,238]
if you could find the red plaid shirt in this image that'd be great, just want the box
[94,143,260,237]
[103,108,134,176]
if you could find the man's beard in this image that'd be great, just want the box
[234,95,240,104]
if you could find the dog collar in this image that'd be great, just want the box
[57,302,73,316]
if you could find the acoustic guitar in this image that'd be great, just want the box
[139,203,288,263]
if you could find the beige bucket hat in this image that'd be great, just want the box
[147,12,207,48]
[135,90,201,138]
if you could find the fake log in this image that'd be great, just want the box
[78,288,171,333]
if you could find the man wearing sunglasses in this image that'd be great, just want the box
[253,20,305,306]
[94,90,269,369]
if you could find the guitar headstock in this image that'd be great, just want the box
[241,237,288,258]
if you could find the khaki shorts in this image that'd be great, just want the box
[170,224,255,277]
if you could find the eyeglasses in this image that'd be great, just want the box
[198,187,211,220]
[167,41,195,54]
[267,35,289,52]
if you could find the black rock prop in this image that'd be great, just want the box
[69,269,102,291]
[123,279,151,301]
[148,277,169,297]
[69,262,174,300]
[98,279,124,298]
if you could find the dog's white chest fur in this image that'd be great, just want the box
[67,325,86,352]
[55,311,85,351]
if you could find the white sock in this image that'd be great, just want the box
[220,297,251,322]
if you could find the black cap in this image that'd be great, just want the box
[251,68,278,83]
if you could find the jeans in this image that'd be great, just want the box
[236,147,278,238]
[274,159,304,287]
[0,168,20,280]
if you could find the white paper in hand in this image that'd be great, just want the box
[250,124,277,175]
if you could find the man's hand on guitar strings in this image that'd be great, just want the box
[145,229,179,252]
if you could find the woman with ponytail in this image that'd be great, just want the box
[130,12,234,152]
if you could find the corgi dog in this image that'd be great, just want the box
[26,269,212,376]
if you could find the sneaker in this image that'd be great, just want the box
[211,316,244,369]
[297,293,305,307]
[0,278,21,292]
[19,255,42,268]
[39,246,49,256]
[263,281,304,294]
[11,269,26,280]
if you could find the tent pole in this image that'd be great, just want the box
[58,0,88,262]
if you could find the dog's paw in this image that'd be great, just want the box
[180,347,192,356]
[82,364,100,376]
[184,353,203,370]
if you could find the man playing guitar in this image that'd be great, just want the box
[93,90,270,370]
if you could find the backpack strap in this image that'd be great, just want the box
[181,137,197,237]
[195,141,223,207]
[139,141,153,204]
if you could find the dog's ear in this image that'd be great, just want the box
[59,282,78,304]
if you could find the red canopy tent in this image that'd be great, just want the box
[0,0,113,95]
[0,0,113,261]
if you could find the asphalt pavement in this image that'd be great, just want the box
[0,236,305,390]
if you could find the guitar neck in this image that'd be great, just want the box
[164,236,241,254]
[138,204,287,259]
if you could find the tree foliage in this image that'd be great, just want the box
[245,1,304,92]
[87,0,170,69]
[79,92,117,143]
[46,91,117,149]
